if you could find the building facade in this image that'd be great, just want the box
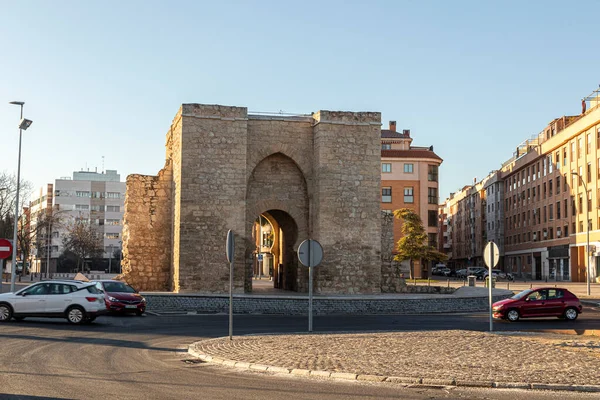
[380,121,443,278]
[445,87,600,282]
[29,169,126,273]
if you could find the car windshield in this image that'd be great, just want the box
[103,282,136,293]
[511,289,533,300]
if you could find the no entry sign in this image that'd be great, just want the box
[0,239,12,260]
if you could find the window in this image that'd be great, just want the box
[571,142,575,161]
[105,233,120,239]
[556,201,561,219]
[382,143,391,150]
[428,210,437,227]
[548,179,552,196]
[564,225,568,237]
[543,206,547,222]
[549,204,553,220]
[428,233,437,248]
[382,187,392,203]
[49,283,76,295]
[579,221,583,233]
[91,191,104,199]
[543,182,546,198]
[76,191,90,198]
[564,199,567,218]
[75,204,89,211]
[97,219,104,226]
[548,154,553,174]
[587,162,592,183]
[52,231,59,238]
[404,163,414,173]
[578,194,583,213]
[428,165,438,182]
[403,187,414,203]
[588,190,592,212]
[428,188,438,204]
[587,133,592,154]
[106,219,120,225]
[578,138,582,158]
[556,177,560,194]
[572,196,576,216]
[106,192,121,199]
[549,227,553,240]
[563,147,567,166]
[106,205,120,212]
[555,151,560,170]
[91,205,105,212]
[382,163,391,173]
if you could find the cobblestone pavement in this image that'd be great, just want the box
[191,330,600,386]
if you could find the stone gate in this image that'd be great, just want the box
[121,104,384,294]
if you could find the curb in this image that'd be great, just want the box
[524,329,600,337]
[187,340,600,393]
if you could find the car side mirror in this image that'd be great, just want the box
[524,297,530,302]
[20,292,27,297]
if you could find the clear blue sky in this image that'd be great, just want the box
[1,1,599,202]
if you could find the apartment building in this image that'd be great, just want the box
[380,121,443,278]
[502,94,600,282]
[444,87,600,282]
[29,169,126,273]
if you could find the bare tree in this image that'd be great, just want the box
[0,171,32,240]
[61,217,104,272]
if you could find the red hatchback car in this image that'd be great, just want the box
[493,287,582,322]
[94,280,146,316]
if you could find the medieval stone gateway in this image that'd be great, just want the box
[122,104,399,294]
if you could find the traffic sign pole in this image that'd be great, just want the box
[489,242,493,332]
[308,240,312,332]
[226,230,235,341]
[0,239,14,294]
[298,239,323,333]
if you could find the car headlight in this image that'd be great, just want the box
[141,298,146,303]
[108,296,119,302]
[493,304,503,311]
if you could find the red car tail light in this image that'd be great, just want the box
[85,297,98,302]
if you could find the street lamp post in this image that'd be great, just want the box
[9,101,32,293]
[108,244,113,274]
[118,240,122,274]
[572,172,591,296]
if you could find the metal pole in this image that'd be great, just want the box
[108,245,112,274]
[229,244,234,341]
[10,104,23,293]
[258,215,263,280]
[585,182,591,296]
[308,239,313,333]
[489,242,494,332]
[46,218,51,279]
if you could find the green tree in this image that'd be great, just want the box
[393,208,448,279]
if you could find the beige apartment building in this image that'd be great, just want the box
[444,87,600,282]
[380,121,443,278]
[502,94,600,282]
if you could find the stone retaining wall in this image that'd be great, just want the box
[143,292,512,315]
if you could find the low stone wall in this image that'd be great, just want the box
[143,292,511,315]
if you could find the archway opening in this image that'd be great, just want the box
[251,210,299,292]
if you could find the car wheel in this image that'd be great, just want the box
[506,309,520,322]
[564,308,578,321]
[66,306,86,325]
[0,304,13,322]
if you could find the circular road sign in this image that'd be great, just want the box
[298,239,323,268]
[483,241,500,268]
[0,239,12,260]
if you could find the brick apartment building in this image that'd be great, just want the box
[380,121,443,278]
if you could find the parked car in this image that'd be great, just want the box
[94,280,146,316]
[482,269,514,281]
[492,287,582,322]
[456,269,468,279]
[0,280,106,324]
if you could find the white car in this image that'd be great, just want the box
[0,280,107,324]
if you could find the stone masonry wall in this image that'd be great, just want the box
[312,111,383,294]
[177,104,248,293]
[121,166,173,291]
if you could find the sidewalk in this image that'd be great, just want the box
[189,330,600,393]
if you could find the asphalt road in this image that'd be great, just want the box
[1,310,600,400]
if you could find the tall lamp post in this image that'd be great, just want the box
[118,240,122,274]
[572,172,591,296]
[9,101,33,293]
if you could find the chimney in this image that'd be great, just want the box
[389,121,396,132]
[403,129,410,136]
